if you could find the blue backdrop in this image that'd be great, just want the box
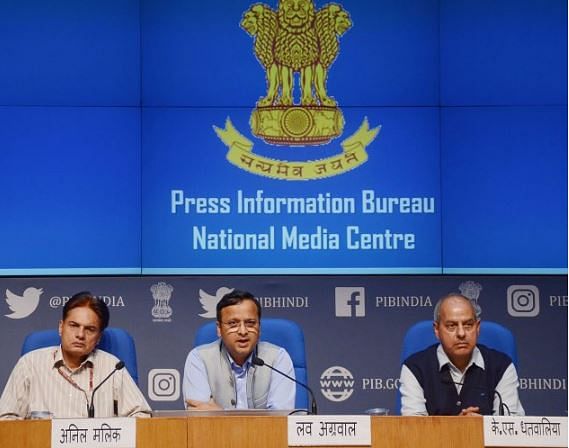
[0,0,566,274]
[0,275,565,415]
[0,0,566,417]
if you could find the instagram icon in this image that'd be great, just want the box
[507,285,540,317]
[148,369,180,401]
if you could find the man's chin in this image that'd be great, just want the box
[237,347,253,357]
[65,346,90,356]
[453,345,473,354]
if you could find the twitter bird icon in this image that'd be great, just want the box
[199,287,234,318]
[5,287,43,319]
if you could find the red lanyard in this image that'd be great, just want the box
[54,350,94,397]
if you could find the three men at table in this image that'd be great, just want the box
[0,292,151,419]
[0,288,525,417]
[183,290,296,410]
[399,293,524,416]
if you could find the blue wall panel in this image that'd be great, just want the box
[0,0,140,106]
[440,0,568,106]
[141,0,439,107]
[0,107,141,274]
[441,105,567,273]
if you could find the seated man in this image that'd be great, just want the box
[183,290,295,410]
[399,293,524,416]
[0,291,151,419]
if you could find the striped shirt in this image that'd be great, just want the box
[0,346,151,419]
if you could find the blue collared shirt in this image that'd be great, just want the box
[230,354,251,409]
[183,344,296,410]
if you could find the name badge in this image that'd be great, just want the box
[483,416,567,447]
[51,418,136,448]
[288,415,371,446]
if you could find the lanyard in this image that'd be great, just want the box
[54,350,94,413]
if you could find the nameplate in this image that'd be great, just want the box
[483,416,568,447]
[51,418,136,448]
[288,415,371,446]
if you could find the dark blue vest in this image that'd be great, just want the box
[404,344,511,415]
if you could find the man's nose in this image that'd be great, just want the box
[76,327,86,339]
[456,324,466,337]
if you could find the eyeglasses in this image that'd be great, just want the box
[221,319,259,333]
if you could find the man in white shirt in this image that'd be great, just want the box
[0,291,151,419]
[399,293,524,416]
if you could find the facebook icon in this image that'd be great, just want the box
[335,287,365,317]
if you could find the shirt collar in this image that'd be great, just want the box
[52,345,96,371]
[436,344,485,372]
[225,350,253,373]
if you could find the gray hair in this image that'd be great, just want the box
[433,293,481,322]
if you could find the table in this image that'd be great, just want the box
[0,415,559,448]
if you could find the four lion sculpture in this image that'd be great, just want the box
[241,0,352,108]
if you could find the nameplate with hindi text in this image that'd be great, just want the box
[484,416,567,447]
[288,415,371,446]
[51,418,136,448]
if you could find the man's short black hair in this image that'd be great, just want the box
[63,291,110,331]
[216,290,261,322]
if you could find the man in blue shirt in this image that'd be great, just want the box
[183,290,296,410]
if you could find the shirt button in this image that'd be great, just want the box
[456,401,461,406]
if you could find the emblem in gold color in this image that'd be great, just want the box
[214,1,381,180]
[241,1,351,145]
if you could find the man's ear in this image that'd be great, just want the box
[58,320,63,337]
[433,321,441,341]
[216,321,221,338]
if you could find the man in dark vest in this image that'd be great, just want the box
[183,290,295,410]
[399,293,524,416]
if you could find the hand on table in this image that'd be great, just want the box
[458,406,481,416]
[186,398,222,411]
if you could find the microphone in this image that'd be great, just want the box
[442,378,510,415]
[252,356,318,415]
[88,361,125,418]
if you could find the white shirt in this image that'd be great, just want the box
[400,345,525,416]
[0,346,151,419]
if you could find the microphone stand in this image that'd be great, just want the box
[252,356,318,415]
[88,361,125,418]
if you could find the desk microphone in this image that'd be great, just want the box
[88,361,125,418]
[442,378,509,416]
[252,356,318,415]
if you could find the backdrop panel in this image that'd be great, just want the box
[0,0,565,275]
[0,275,565,415]
[141,106,441,273]
[0,107,141,274]
[141,0,440,107]
[441,106,568,273]
[440,0,567,105]
[0,0,140,106]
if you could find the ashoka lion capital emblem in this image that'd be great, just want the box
[214,0,380,180]
[151,282,173,320]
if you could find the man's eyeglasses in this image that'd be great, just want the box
[221,319,259,333]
